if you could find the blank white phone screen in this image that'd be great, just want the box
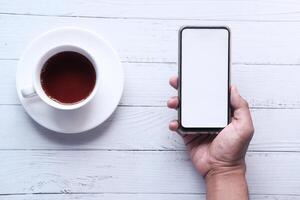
[181,28,229,128]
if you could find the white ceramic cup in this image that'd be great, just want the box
[21,45,99,110]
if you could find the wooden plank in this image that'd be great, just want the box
[2,60,300,108]
[1,15,300,64]
[1,1,299,198]
[0,60,17,104]
[1,0,300,21]
[1,105,300,152]
[0,151,299,194]
[0,194,208,200]
[0,193,298,200]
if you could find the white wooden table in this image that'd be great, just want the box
[1,1,300,199]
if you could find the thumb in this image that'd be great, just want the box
[230,85,251,121]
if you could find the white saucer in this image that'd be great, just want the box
[16,27,124,133]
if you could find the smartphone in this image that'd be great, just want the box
[178,26,230,132]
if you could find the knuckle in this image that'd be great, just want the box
[238,120,254,138]
[245,124,255,136]
[248,126,255,135]
[242,99,249,108]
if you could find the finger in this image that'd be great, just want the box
[167,96,179,109]
[185,135,204,146]
[169,120,179,131]
[169,76,178,89]
[182,133,210,144]
[230,85,252,121]
[184,134,211,150]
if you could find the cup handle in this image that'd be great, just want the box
[21,85,37,98]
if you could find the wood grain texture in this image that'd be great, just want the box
[1,0,300,198]
[0,194,299,200]
[1,105,300,152]
[1,0,300,21]
[0,151,299,194]
[1,15,300,64]
[2,60,300,108]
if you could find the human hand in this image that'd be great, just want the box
[167,76,254,178]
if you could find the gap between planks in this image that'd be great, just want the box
[2,103,300,110]
[0,193,299,200]
[2,12,300,23]
[0,149,299,153]
[1,192,299,195]
[4,57,300,66]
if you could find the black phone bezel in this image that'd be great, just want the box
[178,26,231,133]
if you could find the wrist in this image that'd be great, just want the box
[205,161,246,180]
[205,163,248,200]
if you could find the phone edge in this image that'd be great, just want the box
[178,26,231,133]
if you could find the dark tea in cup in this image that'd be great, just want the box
[40,51,96,104]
